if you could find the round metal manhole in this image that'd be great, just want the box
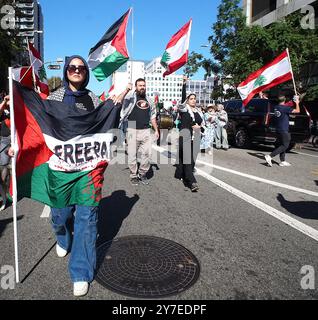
[96,235,200,298]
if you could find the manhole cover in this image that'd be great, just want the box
[96,235,200,298]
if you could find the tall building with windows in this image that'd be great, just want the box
[15,0,44,60]
[244,0,318,27]
[112,57,214,107]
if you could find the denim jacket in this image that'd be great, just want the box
[119,92,157,129]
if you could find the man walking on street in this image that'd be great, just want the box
[119,79,159,185]
[265,95,300,167]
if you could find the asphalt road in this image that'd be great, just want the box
[0,137,318,300]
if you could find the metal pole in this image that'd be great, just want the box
[8,67,19,283]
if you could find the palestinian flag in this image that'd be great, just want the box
[28,42,49,97]
[161,19,192,78]
[88,9,131,82]
[237,50,293,106]
[11,81,121,208]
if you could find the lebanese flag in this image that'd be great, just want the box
[88,9,131,81]
[99,85,115,102]
[237,50,293,106]
[10,81,121,208]
[28,42,49,97]
[12,67,34,90]
[161,19,192,78]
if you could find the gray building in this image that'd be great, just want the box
[244,0,318,27]
[15,0,44,60]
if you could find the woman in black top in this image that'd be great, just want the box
[174,78,204,192]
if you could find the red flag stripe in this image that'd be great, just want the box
[163,51,189,78]
[164,19,192,49]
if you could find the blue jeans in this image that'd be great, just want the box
[51,205,99,283]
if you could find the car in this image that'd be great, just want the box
[223,98,311,151]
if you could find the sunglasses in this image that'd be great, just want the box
[67,65,87,74]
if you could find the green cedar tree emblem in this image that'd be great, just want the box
[253,75,267,89]
[161,51,171,68]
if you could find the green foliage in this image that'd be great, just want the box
[48,77,62,92]
[183,51,203,77]
[206,0,318,100]
[0,0,25,89]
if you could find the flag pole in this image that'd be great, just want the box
[130,7,134,84]
[8,67,20,283]
[286,48,298,96]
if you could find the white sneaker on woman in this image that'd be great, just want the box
[56,243,68,258]
[73,282,89,297]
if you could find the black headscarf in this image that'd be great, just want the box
[63,55,90,106]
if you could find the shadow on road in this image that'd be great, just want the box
[97,191,140,245]
[277,193,318,220]
[0,215,24,239]
[247,152,280,166]
[315,180,318,187]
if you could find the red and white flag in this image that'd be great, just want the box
[12,67,34,90]
[237,50,293,106]
[99,85,115,102]
[161,19,192,77]
[28,42,49,97]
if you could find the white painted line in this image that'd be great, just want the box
[196,168,318,243]
[153,144,318,242]
[196,160,318,198]
[295,151,318,159]
[40,205,51,218]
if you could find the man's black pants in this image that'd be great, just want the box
[270,132,291,162]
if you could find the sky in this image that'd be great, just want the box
[41,0,222,95]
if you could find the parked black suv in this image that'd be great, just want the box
[223,98,311,150]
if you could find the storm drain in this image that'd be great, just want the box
[96,235,200,298]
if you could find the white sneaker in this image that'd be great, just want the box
[208,151,213,155]
[279,161,291,167]
[73,282,89,297]
[265,155,273,167]
[56,243,68,258]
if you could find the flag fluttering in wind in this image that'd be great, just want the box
[88,9,131,82]
[12,67,34,90]
[10,81,121,208]
[237,50,293,106]
[161,19,192,78]
[28,42,49,97]
[99,85,115,102]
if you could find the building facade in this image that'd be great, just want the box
[112,57,214,107]
[244,0,318,27]
[15,0,44,60]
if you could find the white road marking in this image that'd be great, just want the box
[196,168,318,242]
[40,205,51,218]
[153,144,318,242]
[196,160,318,198]
[294,151,318,159]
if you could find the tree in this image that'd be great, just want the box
[183,51,203,77]
[206,1,318,100]
[0,0,25,90]
[48,77,62,92]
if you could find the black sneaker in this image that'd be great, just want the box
[190,183,199,192]
[130,177,139,186]
[139,175,149,185]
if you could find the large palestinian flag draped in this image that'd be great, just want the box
[88,9,131,81]
[11,81,121,208]
[237,50,293,106]
[161,19,192,78]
